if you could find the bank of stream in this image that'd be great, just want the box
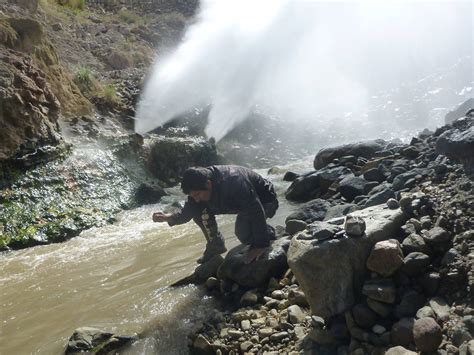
[0,164,308,354]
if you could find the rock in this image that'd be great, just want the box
[323,203,359,221]
[392,168,430,191]
[288,305,306,324]
[366,239,403,277]
[285,166,352,202]
[297,221,342,242]
[205,277,219,290]
[363,168,386,183]
[8,0,39,12]
[390,318,415,347]
[385,346,417,355]
[445,98,474,124]
[285,198,331,224]
[402,252,431,276]
[362,278,397,304]
[344,215,366,237]
[372,324,386,334]
[452,317,473,347]
[401,234,431,255]
[192,334,213,355]
[258,327,273,338]
[417,272,440,296]
[338,176,370,201]
[416,306,435,319]
[387,198,400,209]
[364,184,395,208]
[423,226,450,244]
[413,317,442,352]
[314,140,387,169]
[308,327,336,344]
[217,237,289,288]
[429,297,450,323]
[65,327,137,354]
[285,219,308,235]
[240,340,253,352]
[134,183,167,205]
[194,255,224,283]
[288,205,406,318]
[367,298,392,317]
[352,303,377,329]
[288,289,309,307]
[240,290,259,307]
[283,171,299,181]
[395,290,426,318]
[145,136,218,183]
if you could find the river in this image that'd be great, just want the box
[0,162,310,354]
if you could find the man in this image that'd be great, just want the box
[152,165,279,264]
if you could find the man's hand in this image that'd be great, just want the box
[152,212,171,223]
[245,246,268,264]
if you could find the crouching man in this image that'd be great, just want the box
[152,165,279,264]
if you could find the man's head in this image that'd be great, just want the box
[181,167,212,202]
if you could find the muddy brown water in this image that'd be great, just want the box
[0,165,308,354]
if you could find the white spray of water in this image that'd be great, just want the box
[135,0,471,141]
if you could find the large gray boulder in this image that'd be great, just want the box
[217,237,290,288]
[285,198,332,224]
[287,205,407,318]
[285,166,352,202]
[145,136,218,183]
[313,140,387,169]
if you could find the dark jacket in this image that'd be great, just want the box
[168,165,278,247]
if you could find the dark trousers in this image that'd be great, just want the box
[193,199,278,246]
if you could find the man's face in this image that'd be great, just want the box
[189,180,212,202]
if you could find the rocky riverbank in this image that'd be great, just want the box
[183,113,473,355]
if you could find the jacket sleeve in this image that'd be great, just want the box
[230,179,271,248]
[167,197,198,226]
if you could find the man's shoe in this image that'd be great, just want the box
[197,244,227,264]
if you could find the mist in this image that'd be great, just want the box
[135,0,472,142]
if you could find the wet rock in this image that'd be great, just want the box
[366,239,403,277]
[413,317,442,352]
[65,327,137,354]
[192,334,213,355]
[344,215,366,237]
[145,136,218,183]
[390,318,415,347]
[134,183,166,205]
[283,171,299,181]
[402,252,431,276]
[194,255,224,283]
[217,237,289,288]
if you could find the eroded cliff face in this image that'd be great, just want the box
[0,16,91,162]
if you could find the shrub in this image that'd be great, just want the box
[101,84,119,105]
[74,66,95,93]
[118,9,140,24]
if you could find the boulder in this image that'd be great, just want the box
[288,205,407,318]
[366,239,403,277]
[385,346,417,355]
[285,219,307,235]
[285,198,331,224]
[413,317,442,352]
[362,278,397,304]
[338,176,370,201]
[429,297,450,323]
[395,290,426,318]
[285,166,351,202]
[364,183,395,208]
[297,221,342,242]
[65,327,137,354]
[145,136,218,183]
[314,140,387,169]
[401,252,431,276]
[436,117,474,174]
[445,98,473,124]
[352,303,377,329]
[390,318,415,347]
[217,237,290,288]
[401,233,431,255]
[363,167,386,183]
[323,203,359,221]
[423,226,450,245]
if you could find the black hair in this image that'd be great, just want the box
[181,167,211,194]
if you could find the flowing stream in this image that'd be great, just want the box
[0,163,310,354]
